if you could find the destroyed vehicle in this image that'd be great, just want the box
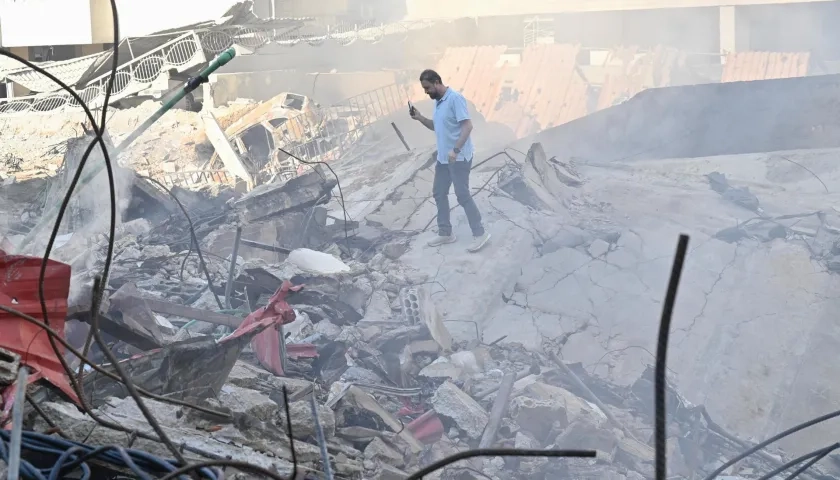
[210,92,324,186]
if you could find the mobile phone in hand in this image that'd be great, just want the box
[408,101,417,117]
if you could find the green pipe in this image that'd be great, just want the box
[116,47,236,151]
[19,47,237,252]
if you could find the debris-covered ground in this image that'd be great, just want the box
[3,82,840,480]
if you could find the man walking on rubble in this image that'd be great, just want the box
[410,69,491,253]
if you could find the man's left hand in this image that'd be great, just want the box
[448,150,458,161]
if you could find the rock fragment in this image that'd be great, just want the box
[431,381,488,439]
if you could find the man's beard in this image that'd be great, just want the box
[428,91,440,100]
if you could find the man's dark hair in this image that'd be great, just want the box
[419,69,443,84]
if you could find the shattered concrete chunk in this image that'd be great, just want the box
[0,347,21,386]
[587,238,611,258]
[279,400,336,440]
[510,395,568,441]
[449,348,489,374]
[314,319,343,339]
[217,384,278,422]
[335,325,364,344]
[419,357,463,379]
[431,381,488,439]
[382,240,410,260]
[35,400,298,474]
[522,382,607,427]
[372,464,410,480]
[617,436,655,464]
[515,431,541,449]
[226,362,262,389]
[141,245,171,258]
[288,248,350,275]
[342,366,386,384]
[234,168,336,223]
[364,437,405,467]
[555,420,619,462]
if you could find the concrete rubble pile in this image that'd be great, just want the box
[1,158,829,480]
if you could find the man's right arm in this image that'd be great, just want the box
[414,113,435,131]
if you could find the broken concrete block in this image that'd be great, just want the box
[217,384,278,422]
[0,347,20,386]
[288,248,350,275]
[234,169,335,223]
[372,464,409,480]
[516,430,549,473]
[587,238,611,258]
[509,395,568,441]
[555,420,619,462]
[522,382,607,427]
[279,400,336,440]
[416,285,452,351]
[314,319,342,339]
[617,436,655,464]
[382,241,410,260]
[226,362,262,389]
[364,437,404,467]
[449,348,489,374]
[419,358,463,379]
[515,431,540,449]
[431,381,488,440]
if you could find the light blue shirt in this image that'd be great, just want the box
[433,88,474,164]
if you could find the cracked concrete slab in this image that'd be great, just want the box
[334,142,840,456]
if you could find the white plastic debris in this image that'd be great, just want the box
[287,248,350,275]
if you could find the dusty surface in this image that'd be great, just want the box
[333,140,840,456]
[0,101,254,181]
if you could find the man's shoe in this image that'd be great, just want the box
[467,232,491,253]
[427,235,457,247]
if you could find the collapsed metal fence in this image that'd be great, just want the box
[278,82,413,168]
[0,20,434,116]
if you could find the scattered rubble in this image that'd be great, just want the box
[4,67,840,480]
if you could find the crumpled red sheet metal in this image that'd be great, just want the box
[0,249,78,406]
[235,280,317,376]
[406,410,444,444]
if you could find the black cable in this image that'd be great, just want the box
[406,449,595,480]
[139,175,223,309]
[3,2,189,466]
[757,443,840,480]
[277,147,351,247]
[0,0,129,447]
[702,408,840,479]
[783,444,839,480]
[654,234,689,480]
[281,385,298,480]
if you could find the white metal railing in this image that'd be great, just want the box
[0,19,437,116]
[0,32,205,115]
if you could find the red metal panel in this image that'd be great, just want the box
[0,250,77,403]
[721,51,810,82]
[463,46,507,117]
[235,280,305,377]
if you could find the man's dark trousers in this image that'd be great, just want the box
[432,158,485,237]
